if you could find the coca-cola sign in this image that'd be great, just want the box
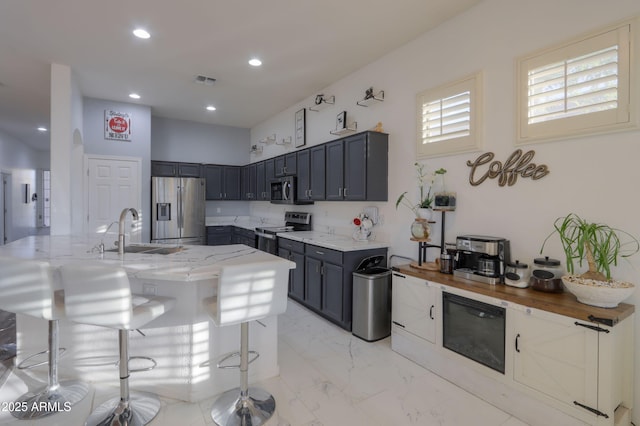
[104,110,131,141]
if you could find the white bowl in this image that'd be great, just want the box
[562,275,635,308]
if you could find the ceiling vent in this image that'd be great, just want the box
[194,75,216,86]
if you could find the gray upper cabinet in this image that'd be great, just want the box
[325,131,388,201]
[152,161,201,177]
[274,152,297,177]
[203,165,240,200]
[241,163,257,200]
[256,161,269,200]
[298,145,326,201]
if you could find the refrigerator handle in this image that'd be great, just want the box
[177,184,183,229]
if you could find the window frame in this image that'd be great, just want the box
[516,17,639,145]
[416,72,483,158]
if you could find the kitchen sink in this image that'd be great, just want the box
[105,245,185,255]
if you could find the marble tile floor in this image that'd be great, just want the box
[0,300,529,426]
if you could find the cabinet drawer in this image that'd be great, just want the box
[278,238,304,253]
[207,226,232,235]
[305,244,342,264]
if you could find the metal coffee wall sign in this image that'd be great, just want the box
[104,110,131,141]
[466,149,549,187]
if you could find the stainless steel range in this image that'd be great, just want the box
[255,211,312,254]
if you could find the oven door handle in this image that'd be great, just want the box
[255,231,276,240]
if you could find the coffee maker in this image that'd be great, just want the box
[453,235,510,285]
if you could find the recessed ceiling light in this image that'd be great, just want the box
[37,127,47,132]
[129,93,141,99]
[206,105,217,111]
[133,28,150,39]
[248,58,262,67]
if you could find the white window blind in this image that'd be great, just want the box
[527,46,619,124]
[517,18,637,144]
[421,91,471,143]
[416,72,482,158]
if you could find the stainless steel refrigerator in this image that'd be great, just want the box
[151,177,206,244]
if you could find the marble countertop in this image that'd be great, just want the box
[0,235,294,282]
[205,216,283,231]
[277,231,389,252]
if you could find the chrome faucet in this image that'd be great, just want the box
[118,208,139,255]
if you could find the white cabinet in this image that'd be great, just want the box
[512,307,633,424]
[391,272,437,343]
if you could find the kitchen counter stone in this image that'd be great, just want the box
[0,235,294,402]
[278,231,390,252]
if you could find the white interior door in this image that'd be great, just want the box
[85,156,141,241]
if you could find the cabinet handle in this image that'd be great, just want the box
[515,334,520,353]
[338,188,342,196]
[392,321,405,328]
[315,250,324,255]
[344,187,348,196]
[574,321,610,333]
[572,401,609,418]
[308,189,312,197]
[429,305,434,320]
[219,192,223,198]
[392,273,406,278]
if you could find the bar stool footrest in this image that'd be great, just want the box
[17,347,66,370]
[116,355,157,373]
[216,350,259,369]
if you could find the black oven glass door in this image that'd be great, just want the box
[442,292,505,374]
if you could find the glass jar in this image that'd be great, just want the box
[410,218,430,239]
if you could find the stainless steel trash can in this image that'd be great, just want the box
[352,255,391,342]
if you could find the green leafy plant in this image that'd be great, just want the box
[396,163,446,216]
[541,213,639,281]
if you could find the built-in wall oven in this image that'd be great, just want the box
[254,211,312,255]
[442,292,506,374]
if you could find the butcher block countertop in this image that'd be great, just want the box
[394,264,634,326]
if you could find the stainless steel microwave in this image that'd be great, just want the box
[270,176,313,205]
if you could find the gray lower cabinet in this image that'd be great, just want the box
[279,238,306,302]
[279,238,387,330]
[208,226,255,247]
[232,227,256,247]
[207,226,232,245]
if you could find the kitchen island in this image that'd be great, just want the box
[0,235,295,402]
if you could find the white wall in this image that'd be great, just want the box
[0,129,49,242]
[83,97,152,242]
[151,116,251,217]
[250,0,640,419]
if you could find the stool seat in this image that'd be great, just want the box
[60,262,175,426]
[0,257,89,420]
[203,260,291,426]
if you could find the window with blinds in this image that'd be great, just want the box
[416,72,482,158]
[517,19,637,144]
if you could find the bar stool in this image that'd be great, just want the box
[203,260,290,426]
[59,262,176,426]
[0,257,89,420]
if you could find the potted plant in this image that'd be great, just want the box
[540,213,639,308]
[396,163,446,219]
